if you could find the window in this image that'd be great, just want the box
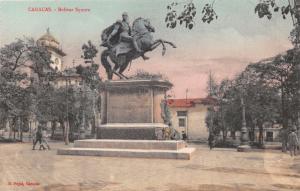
[177,111,187,117]
[178,118,186,127]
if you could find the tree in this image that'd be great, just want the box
[205,76,233,142]
[207,71,218,97]
[236,67,280,145]
[50,85,96,141]
[77,40,102,136]
[248,50,296,129]
[0,37,54,141]
[254,0,294,20]
[165,0,217,29]
[0,72,33,141]
[206,64,282,146]
[0,37,52,79]
[164,0,296,29]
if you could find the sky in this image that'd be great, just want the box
[0,0,295,98]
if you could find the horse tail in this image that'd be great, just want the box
[101,49,113,80]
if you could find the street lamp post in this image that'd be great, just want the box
[240,97,249,144]
[237,95,251,152]
[64,75,70,145]
[237,76,251,152]
[79,83,86,139]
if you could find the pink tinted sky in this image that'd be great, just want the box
[0,0,294,98]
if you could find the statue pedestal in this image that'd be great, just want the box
[58,79,196,159]
[97,79,172,140]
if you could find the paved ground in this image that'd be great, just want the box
[0,142,299,191]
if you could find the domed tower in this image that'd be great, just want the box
[37,28,66,71]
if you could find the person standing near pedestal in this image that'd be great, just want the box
[288,126,299,157]
[208,133,215,150]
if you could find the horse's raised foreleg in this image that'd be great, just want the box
[159,39,176,48]
[149,40,166,56]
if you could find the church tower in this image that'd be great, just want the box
[37,28,66,71]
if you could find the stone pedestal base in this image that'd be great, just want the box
[97,123,167,140]
[57,139,195,160]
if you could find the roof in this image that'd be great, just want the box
[167,97,216,108]
[38,28,59,44]
[37,28,66,56]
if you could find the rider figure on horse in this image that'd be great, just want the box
[100,12,176,80]
[106,12,149,60]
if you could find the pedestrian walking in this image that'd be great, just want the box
[280,128,288,152]
[288,126,299,157]
[41,129,50,150]
[32,126,45,150]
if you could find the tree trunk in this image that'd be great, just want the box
[280,84,289,150]
[249,125,255,142]
[91,91,97,136]
[64,120,70,145]
[18,117,21,141]
[222,128,227,142]
[20,117,23,142]
[51,121,56,139]
[60,119,65,139]
[281,85,287,129]
[29,120,32,141]
[8,119,12,139]
[91,118,96,136]
[258,123,264,146]
[20,119,24,142]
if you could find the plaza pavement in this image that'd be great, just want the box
[0,142,299,191]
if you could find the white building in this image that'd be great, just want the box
[37,28,66,72]
[167,97,216,142]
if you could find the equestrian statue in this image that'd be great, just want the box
[100,12,176,79]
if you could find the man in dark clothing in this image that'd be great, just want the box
[182,131,187,141]
[32,127,45,150]
[208,133,215,150]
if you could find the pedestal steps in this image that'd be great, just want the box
[74,139,186,150]
[57,139,195,160]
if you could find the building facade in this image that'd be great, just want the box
[37,28,66,72]
[167,98,215,142]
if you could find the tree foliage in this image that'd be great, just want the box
[165,0,217,29]
[254,0,294,20]
[129,69,169,81]
[77,40,101,90]
[205,49,300,144]
[164,0,296,30]
[207,71,218,97]
[0,37,54,140]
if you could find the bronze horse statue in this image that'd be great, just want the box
[100,18,176,79]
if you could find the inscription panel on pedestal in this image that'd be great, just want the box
[107,88,152,123]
